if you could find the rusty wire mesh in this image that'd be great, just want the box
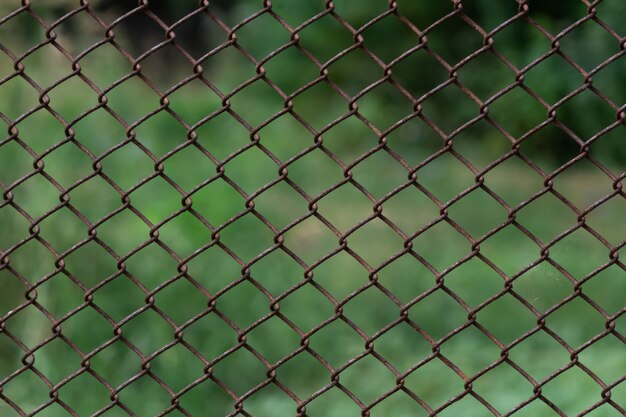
[0,0,625,416]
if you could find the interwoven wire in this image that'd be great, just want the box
[0,1,625,416]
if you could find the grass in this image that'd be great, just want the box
[0,3,625,417]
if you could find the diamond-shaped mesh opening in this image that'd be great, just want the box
[77,42,135,88]
[252,180,309,229]
[67,176,121,223]
[424,13,484,66]
[56,371,112,417]
[457,51,516,101]
[58,306,112,354]
[304,386,362,417]
[476,293,536,345]
[286,149,344,197]
[34,272,85,319]
[211,347,267,397]
[368,390,430,417]
[508,329,572,383]
[167,78,222,125]
[515,192,578,243]
[8,171,50,223]
[513,400,564,417]
[545,296,607,348]
[346,218,406,268]
[0,269,26,318]
[403,357,465,411]
[555,89,618,140]
[129,177,181,224]
[88,339,141,387]
[443,257,504,308]
[415,152,476,203]
[270,353,328,402]
[157,211,214,258]
[117,374,173,417]
[523,54,583,105]
[451,119,510,170]
[407,289,468,341]
[376,253,435,304]
[341,285,399,336]
[71,108,127,156]
[120,309,174,356]
[41,143,94,189]
[559,19,622,72]
[420,84,479,135]
[541,365,605,416]
[381,184,440,234]
[183,311,238,361]
[278,282,334,333]
[149,343,206,392]
[587,125,626,172]
[391,48,449,100]
[472,362,535,415]
[356,83,414,131]
[136,46,194,92]
[290,81,349,131]
[242,383,298,417]
[29,336,81,384]
[2,368,55,415]
[488,86,548,139]
[338,354,397,405]
[2,234,56,282]
[263,47,320,96]
[0,75,41,121]
[37,207,88,253]
[233,12,291,61]
[228,80,285,128]
[245,316,300,364]
[248,248,302,297]
[310,250,368,301]
[361,14,420,63]
[439,325,501,377]
[152,276,208,325]
[105,76,162,125]
[373,321,431,372]
[282,215,338,264]
[218,213,276,262]
[44,79,97,123]
[447,188,509,238]
[223,146,278,195]
[482,156,546,207]
[549,228,610,279]
[214,280,269,330]
[308,318,363,369]
[513,261,573,313]
[410,221,472,272]
[578,333,626,383]
[1,2,625,416]
[14,109,65,155]
[326,48,383,98]
[0,140,34,186]
[519,123,583,174]
[551,158,615,210]
[581,264,626,315]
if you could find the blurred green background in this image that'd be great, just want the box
[0,1,625,416]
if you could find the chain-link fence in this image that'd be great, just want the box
[0,1,625,416]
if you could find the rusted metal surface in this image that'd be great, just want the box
[0,1,624,416]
